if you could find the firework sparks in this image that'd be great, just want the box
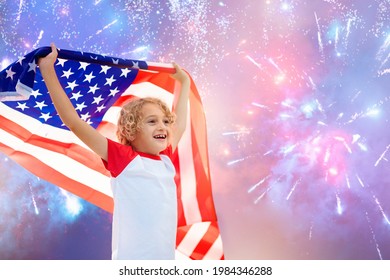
[286,178,301,201]
[248,174,271,193]
[335,193,343,215]
[365,212,383,260]
[373,195,390,226]
[374,144,390,167]
[28,181,39,215]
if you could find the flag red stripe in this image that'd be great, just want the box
[133,70,175,93]
[0,142,113,212]
[188,98,217,222]
[176,225,190,247]
[111,94,136,107]
[172,148,187,228]
[96,121,118,141]
[189,223,221,260]
[0,115,109,176]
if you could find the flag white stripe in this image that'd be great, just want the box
[0,128,112,197]
[176,222,211,257]
[101,106,121,124]
[178,111,202,224]
[202,234,224,260]
[0,102,91,148]
[174,250,191,260]
[123,82,174,107]
[146,61,174,70]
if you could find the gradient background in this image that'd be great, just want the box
[0,0,389,260]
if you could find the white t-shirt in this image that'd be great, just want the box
[102,138,177,260]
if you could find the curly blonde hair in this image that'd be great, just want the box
[116,97,175,146]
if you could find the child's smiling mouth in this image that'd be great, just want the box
[153,134,167,140]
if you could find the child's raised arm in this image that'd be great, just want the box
[170,63,191,152]
[38,43,108,161]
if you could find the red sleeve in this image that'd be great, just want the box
[102,138,138,177]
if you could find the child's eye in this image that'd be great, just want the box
[164,119,170,125]
[148,119,156,124]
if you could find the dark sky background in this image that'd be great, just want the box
[0,0,389,260]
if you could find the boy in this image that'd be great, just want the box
[38,43,190,259]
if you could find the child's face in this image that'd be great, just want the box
[130,103,172,155]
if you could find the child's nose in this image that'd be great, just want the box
[157,120,165,129]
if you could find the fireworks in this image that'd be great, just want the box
[221,0,389,259]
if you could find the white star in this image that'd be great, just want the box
[39,112,52,122]
[112,58,119,64]
[56,58,67,67]
[109,87,120,97]
[96,104,106,113]
[17,56,25,65]
[34,100,47,110]
[92,95,104,105]
[88,84,100,94]
[28,60,37,72]
[66,80,79,91]
[61,68,74,79]
[16,102,29,111]
[31,89,42,98]
[120,68,132,78]
[75,102,87,112]
[100,65,111,74]
[78,62,89,71]
[83,72,95,83]
[132,61,140,69]
[6,68,16,80]
[80,112,91,122]
[104,75,116,86]
[70,91,83,101]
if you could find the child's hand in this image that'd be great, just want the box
[171,62,190,85]
[38,43,58,71]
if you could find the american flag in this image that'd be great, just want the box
[0,47,224,260]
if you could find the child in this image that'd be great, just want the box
[38,43,190,260]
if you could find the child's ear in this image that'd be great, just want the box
[129,134,136,141]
